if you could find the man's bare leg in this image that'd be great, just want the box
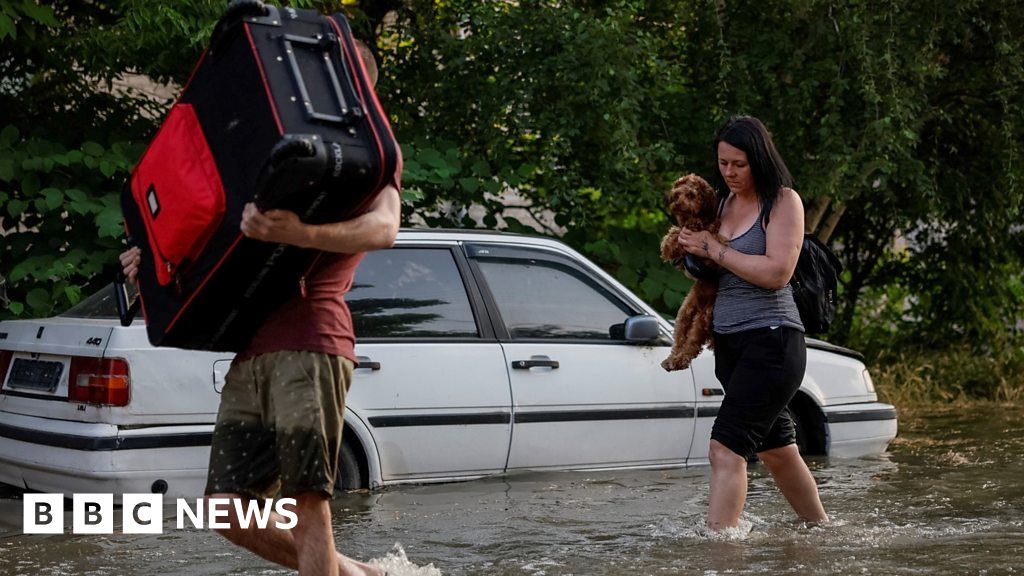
[290,492,340,576]
[209,492,384,575]
[756,444,829,523]
[706,439,748,530]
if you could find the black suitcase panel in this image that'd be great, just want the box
[121,2,399,352]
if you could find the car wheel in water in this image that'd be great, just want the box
[790,395,826,456]
[336,440,363,492]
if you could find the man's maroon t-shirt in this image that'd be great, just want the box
[239,160,402,364]
[242,251,364,362]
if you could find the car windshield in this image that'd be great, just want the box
[61,282,137,319]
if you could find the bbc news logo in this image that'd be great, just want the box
[23,494,298,534]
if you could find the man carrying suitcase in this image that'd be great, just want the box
[120,40,397,576]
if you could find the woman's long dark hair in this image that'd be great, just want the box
[712,115,793,209]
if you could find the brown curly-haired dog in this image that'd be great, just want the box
[660,174,726,371]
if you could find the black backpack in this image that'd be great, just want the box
[760,198,843,335]
[790,233,843,334]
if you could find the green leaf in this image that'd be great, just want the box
[7,199,28,217]
[0,158,13,181]
[618,267,639,287]
[64,285,82,305]
[400,187,425,203]
[26,138,53,156]
[7,302,24,315]
[8,261,33,283]
[70,199,102,215]
[0,125,18,147]
[99,160,117,178]
[0,13,15,40]
[65,188,87,203]
[459,177,479,193]
[483,180,502,194]
[82,142,105,157]
[20,172,40,194]
[20,0,59,27]
[25,288,51,313]
[471,159,492,178]
[42,187,63,210]
[95,206,125,238]
[419,148,447,169]
[518,164,536,178]
[640,276,663,302]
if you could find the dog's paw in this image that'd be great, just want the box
[661,357,686,372]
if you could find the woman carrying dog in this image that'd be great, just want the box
[676,115,829,531]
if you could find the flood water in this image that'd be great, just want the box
[1,404,1022,575]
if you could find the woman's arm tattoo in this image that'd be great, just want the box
[718,245,728,262]
[701,240,710,257]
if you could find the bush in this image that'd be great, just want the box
[871,337,1024,406]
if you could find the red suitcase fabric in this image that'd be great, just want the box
[130,103,226,286]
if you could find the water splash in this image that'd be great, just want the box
[370,543,442,576]
[649,515,756,541]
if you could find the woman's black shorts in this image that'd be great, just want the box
[710,326,807,459]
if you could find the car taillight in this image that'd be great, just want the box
[68,357,131,406]
[0,350,12,382]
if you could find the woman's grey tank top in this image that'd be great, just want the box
[713,207,804,334]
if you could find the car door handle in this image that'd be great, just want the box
[355,356,381,371]
[512,358,559,370]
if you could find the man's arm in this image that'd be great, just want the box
[240,183,401,254]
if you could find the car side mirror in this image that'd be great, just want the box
[622,314,661,343]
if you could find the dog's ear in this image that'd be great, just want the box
[698,178,719,223]
[667,186,686,218]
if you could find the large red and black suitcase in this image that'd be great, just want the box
[119,1,400,352]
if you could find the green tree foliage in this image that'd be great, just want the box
[369,0,1024,349]
[375,0,697,311]
[0,1,219,317]
[2,0,1021,362]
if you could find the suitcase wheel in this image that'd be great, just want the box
[210,0,270,55]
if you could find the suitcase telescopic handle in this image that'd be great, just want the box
[114,272,141,327]
[281,33,363,126]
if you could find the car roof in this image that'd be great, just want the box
[395,227,566,248]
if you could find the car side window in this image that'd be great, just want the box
[474,254,634,340]
[349,248,479,338]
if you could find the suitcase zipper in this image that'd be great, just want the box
[169,257,201,295]
[147,239,181,290]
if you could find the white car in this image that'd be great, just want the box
[0,229,896,498]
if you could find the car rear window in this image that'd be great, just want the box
[61,282,136,319]
[349,248,479,338]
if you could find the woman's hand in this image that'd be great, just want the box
[678,228,726,262]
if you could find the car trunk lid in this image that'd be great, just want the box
[0,317,118,421]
